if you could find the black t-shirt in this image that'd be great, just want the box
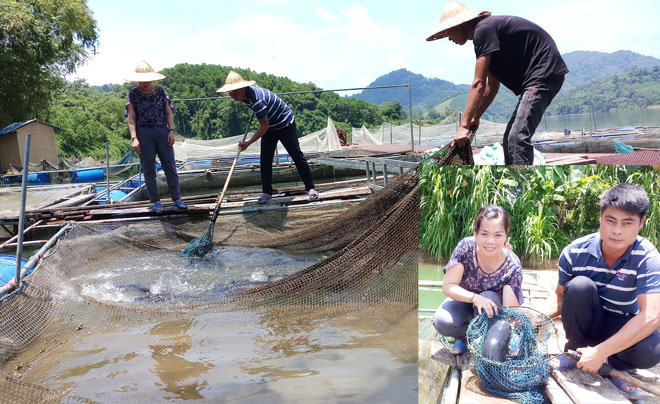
[473,16,568,95]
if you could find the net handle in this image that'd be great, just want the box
[211,112,255,223]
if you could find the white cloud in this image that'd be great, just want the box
[340,5,397,41]
[314,6,340,23]
[387,54,409,71]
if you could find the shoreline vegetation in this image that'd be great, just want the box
[419,165,660,265]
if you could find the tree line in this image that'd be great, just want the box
[45,65,408,159]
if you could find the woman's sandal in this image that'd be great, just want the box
[609,372,638,394]
[175,200,188,210]
[152,202,164,214]
[449,339,467,356]
[258,194,272,205]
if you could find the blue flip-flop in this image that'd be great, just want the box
[152,202,164,214]
[257,195,272,204]
[610,372,638,394]
[550,354,577,370]
[450,339,467,356]
[175,200,188,210]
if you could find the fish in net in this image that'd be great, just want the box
[466,307,557,404]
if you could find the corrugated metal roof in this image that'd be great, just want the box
[595,151,660,165]
[0,119,36,135]
[0,119,63,136]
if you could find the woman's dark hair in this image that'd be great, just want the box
[600,183,649,219]
[473,205,510,235]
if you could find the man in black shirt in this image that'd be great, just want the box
[427,1,568,164]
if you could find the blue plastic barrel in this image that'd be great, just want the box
[1,175,21,185]
[237,156,262,166]
[71,167,104,183]
[95,187,128,204]
[188,159,213,169]
[27,172,51,184]
[127,175,146,189]
[0,255,29,285]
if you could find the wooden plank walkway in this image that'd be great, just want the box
[0,178,375,223]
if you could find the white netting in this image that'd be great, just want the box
[173,116,343,161]
[351,113,509,147]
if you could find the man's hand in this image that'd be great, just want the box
[451,127,471,148]
[238,141,250,151]
[167,132,175,147]
[576,346,607,373]
[132,138,141,154]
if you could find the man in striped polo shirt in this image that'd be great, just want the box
[217,71,318,204]
[550,183,660,392]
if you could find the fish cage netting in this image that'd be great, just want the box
[0,169,419,403]
[466,307,557,404]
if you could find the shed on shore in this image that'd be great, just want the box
[0,119,60,173]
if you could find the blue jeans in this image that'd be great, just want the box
[137,127,181,203]
[562,276,660,370]
[433,290,502,342]
[260,122,315,196]
[503,75,564,165]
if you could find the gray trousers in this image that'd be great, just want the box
[137,127,181,203]
[503,75,564,165]
[562,276,660,371]
[433,290,502,342]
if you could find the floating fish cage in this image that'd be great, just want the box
[0,169,419,403]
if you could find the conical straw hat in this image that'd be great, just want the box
[426,1,490,41]
[125,61,166,82]
[216,71,256,93]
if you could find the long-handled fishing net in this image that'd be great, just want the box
[181,112,255,258]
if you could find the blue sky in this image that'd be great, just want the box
[71,0,660,94]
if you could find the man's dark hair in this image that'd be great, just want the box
[600,183,649,219]
[473,205,510,235]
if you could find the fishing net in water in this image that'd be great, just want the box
[0,166,419,403]
[466,307,556,404]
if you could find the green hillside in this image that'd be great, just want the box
[561,50,660,90]
[548,66,660,114]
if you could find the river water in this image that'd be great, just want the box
[539,108,660,132]
[13,247,417,403]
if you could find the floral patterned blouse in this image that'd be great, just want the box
[125,86,173,128]
[444,237,524,304]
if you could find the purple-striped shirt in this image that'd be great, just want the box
[444,237,524,304]
[125,87,173,128]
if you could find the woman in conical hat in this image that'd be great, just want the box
[217,71,318,204]
[125,61,186,213]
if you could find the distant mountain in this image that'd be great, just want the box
[352,68,468,112]
[354,51,660,121]
[562,50,660,90]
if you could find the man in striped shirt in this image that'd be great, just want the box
[550,183,660,391]
[217,71,318,204]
